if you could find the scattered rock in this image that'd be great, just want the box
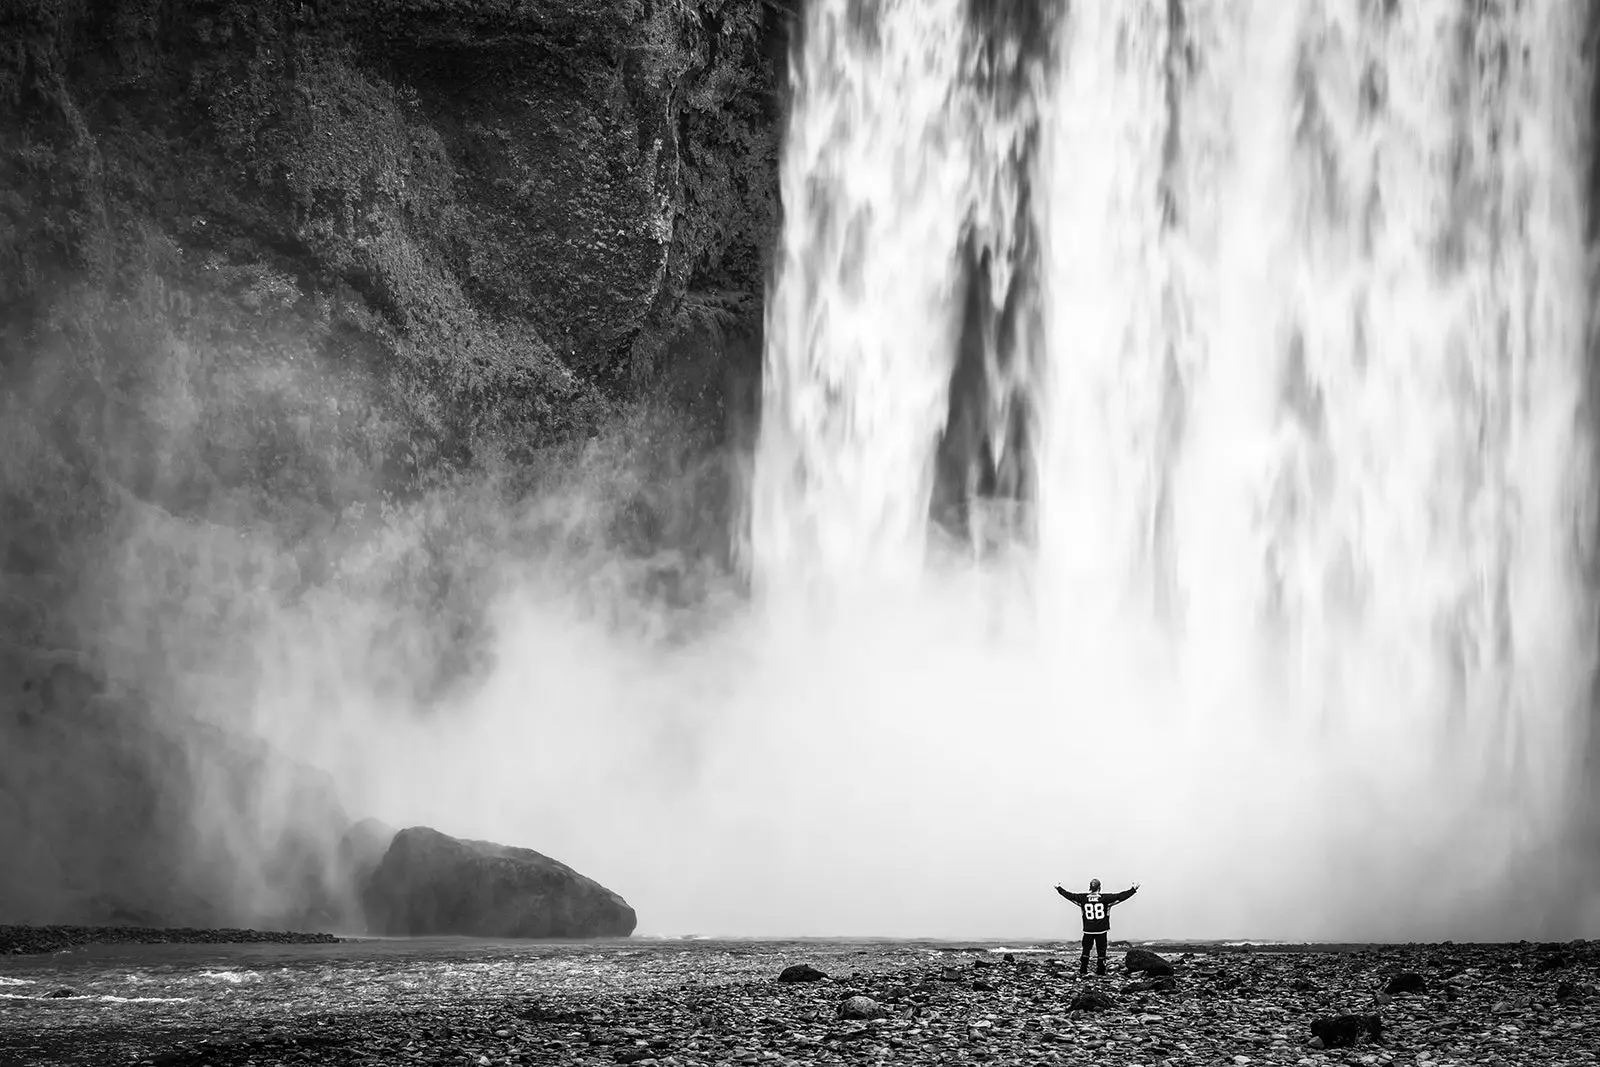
[0,924,339,956]
[777,964,828,984]
[11,940,1596,1067]
[1126,976,1177,994]
[1124,948,1175,976]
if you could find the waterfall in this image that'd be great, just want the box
[748,0,1597,936]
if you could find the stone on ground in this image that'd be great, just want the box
[361,826,635,938]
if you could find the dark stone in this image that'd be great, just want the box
[361,826,636,938]
[1556,981,1594,1003]
[837,995,884,1020]
[777,964,828,983]
[1309,1014,1383,1049]
[1384,971,1427,995]
[1123,948,1174,976]
[1534,953,1571,972]
[42,987,79,998]
[1070,988,1117,1012]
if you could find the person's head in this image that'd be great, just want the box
[1089,878,1101,892]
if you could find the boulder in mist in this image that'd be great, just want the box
[361,827,636,939]
[337,818,397,892]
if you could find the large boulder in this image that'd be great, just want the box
[362,826,636,938]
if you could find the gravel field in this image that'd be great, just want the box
[0,930,1594,1066]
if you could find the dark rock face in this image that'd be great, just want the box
[0,0,788,933]
[0,633,354,932]
[362,826,636,938]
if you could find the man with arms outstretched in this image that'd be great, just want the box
[1055,878,1139,976]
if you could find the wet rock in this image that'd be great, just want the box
[1124,948,1175,976]
[1384,971,1426,995]
[777,964,828,983]
[41,987,79,998]
[362,826,635,938]
[1310,1013,1383,1048]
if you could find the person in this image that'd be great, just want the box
[1054,878,1139,976]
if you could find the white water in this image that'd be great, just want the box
[747,0,1598,937]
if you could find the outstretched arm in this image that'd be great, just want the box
[1054,884,1086,904]
[1107,883,1140,904]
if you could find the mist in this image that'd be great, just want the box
[42,402,1593,942]
[7,0,1600,946]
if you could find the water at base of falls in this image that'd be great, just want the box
[746,0,1600,936]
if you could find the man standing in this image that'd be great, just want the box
[1054,878,1139,976]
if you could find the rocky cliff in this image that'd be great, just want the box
[0,0,792,930]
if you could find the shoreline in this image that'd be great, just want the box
[5,921,1592,958]
[0,924,342,956]
[2,934,1595,1065]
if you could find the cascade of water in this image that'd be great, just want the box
[748,0,1041,592]
[747,0,1595,934]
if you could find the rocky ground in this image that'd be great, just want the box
[0,925,341,956]
[17,940,1590,1067]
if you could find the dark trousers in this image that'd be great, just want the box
[1080,932,1107,974]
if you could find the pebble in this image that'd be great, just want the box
[6,939,1595,1066]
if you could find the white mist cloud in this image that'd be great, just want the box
[124,466,1594,943]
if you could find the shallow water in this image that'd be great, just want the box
[0,936,1077,1064]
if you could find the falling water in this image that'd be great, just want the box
[749,0,1598,936]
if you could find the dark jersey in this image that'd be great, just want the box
[1056,886,1136,933]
